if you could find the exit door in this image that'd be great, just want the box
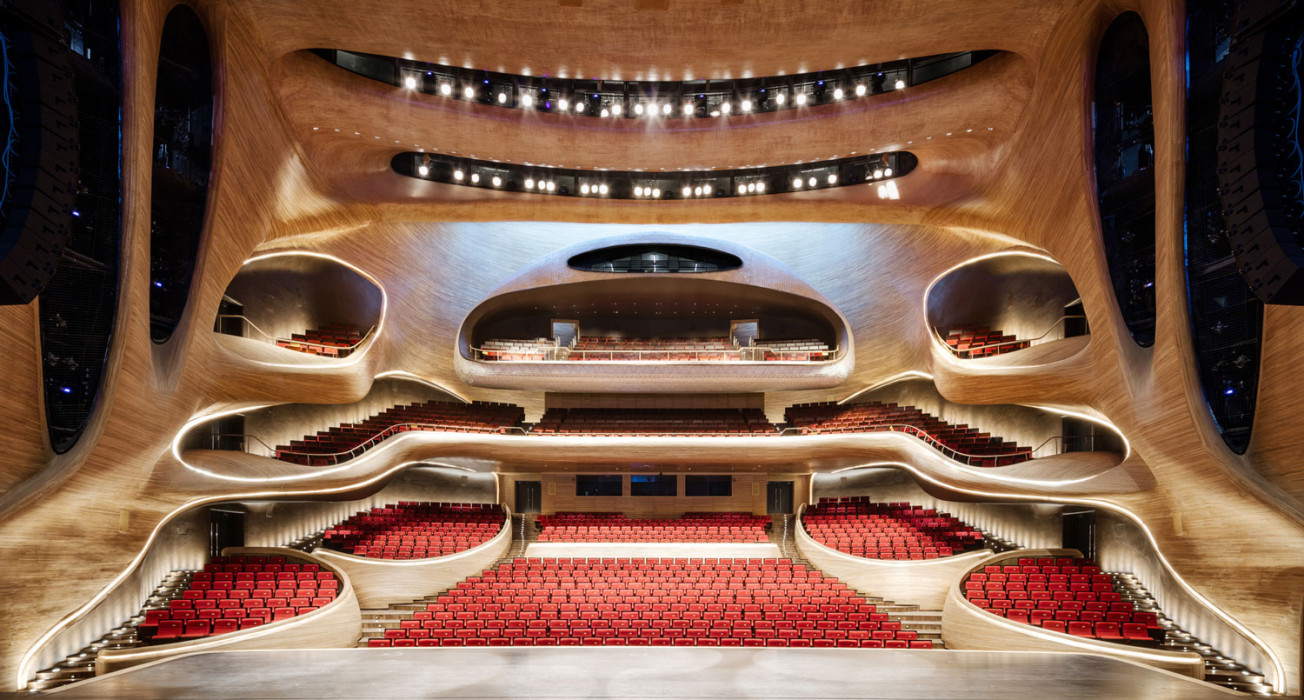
[209,509,245,559]
[766,481,794,514]
[516,481,542,514]
[1062,510,1096,560]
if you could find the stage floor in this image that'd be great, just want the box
[45,647,1240,699]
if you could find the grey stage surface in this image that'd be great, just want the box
[46,647,1241,699]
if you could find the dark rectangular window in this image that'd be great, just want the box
[630,474,677,497]
[685,475,732,497]
[575,475,622,497]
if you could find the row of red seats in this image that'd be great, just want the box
[275,401,524,465]
[803,499,985,560]
[784,401,1032,466]
[322,502,503,560]
[945,326,1029,359]
[964,558,1162,644]
[373,557,932,649]
[138,555,337,644]
[276,324,364,358]
[536,512,769,543]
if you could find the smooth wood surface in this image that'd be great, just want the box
[939,549,1206,680]
[793,504,997,610]
[2,0,1304,694]
[309,510,512,608]
[94,548,361,675]
[47,647,1244,699]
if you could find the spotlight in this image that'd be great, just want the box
[756,181,765,193]
[454,169,465,181]
[694,186,702,196]
[471,172,481,184]
[404,75,417,90]
[440,83,452,96]
[612,103,623,116]
[792,177,802,189]
[497,92,508,104]
[634,186,644,197]
[546,181,556,191]
[682,186,692,197]
[574,100,585,113]
[417,165,429,176]
[662,103,672,115]
[581,183,591,195]
[720,102,731,114]
[521,93,534,107]
[894,79,906,90]
[525,178,535,189]
[463,86,475,99]
[746,182,755,193]
[652,187,661,197]
[827,173,838,185]
[776,93,786,105]
[807,176,816,187]
[873,169,883,179]
[599,183,610,195]
[833,87,844,100]
[558,98,570,111]
[683,103,694,116]
[738,184,746,195]
[855,83,866,96]
[492,175,503,187]
[635,103,645,115]
[703,184,712,195]
[741,99,752,112]
[883,167,893,177]
[601,108,610,117]
[795,93,807,106]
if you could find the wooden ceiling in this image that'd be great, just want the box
[4,0,1304,694]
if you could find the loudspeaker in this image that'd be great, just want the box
[0,0,77,306]
[1218,0,1304,305]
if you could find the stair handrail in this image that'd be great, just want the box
[934,315,1087,357]
[779,423,1100,466]
[216,314,376,353]
[248,422,529,466]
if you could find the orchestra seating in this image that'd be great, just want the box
[275,324,365,358]
[962,557,1164,643]
[943,327,1029,359]
[479,336,831,361]
[365,557,933,648]
[275,401,525,465]
[321,502,504,559]
[784,401,1033,466]
[536,513,770,543]
[801,498,986,560]
[531,408,779,436]
[135,555,338,644]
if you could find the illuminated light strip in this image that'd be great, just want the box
[837,370,935,405]
[1025,405,1131,462]
[91,550,359,667]
[312,509,512,568]
[15,457,453,689]
[373,371,470,404]
[232,251,388,370]
[823,462,1286,691]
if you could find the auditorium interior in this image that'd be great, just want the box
[3,0,1304,697]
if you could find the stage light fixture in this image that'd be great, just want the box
[601,108,610,117]
[439,83,452,96]
[491,175,502,187]
[756,181,766,193]
[683,103,694,116]
[776,93,786,105]
[737,184,746,195]
[634,186,644,197]
[807,176,816,187]
[833,87,844,100]
[612,103,623,116]
[525,178,535,189]
[703,184,713,195]
[558,98,570,111]
[884,167,893,177]
[417,165,429,176]
[682,186,692,197]
[721,102,731,114]
[662,103,672,115]
[470,172,480,184]
[873,169,883,179]
[574,100,585,113]
[792,177,802,189]
[580,183,591,195]
[453,169,465,181]
[634,103,645,115]
[693,186,702,196]
[598,184,609,195]
[521,93,534,107]
[546,181,556,191]
[796,93,807,106]
[652,187,661,197]
[404,76,417,89]
[855,83,867,96]
[741,99,752,112]
[827,173,838,185]
[463,86,475,99]
[497,92,507,104]
[894,79,906,89]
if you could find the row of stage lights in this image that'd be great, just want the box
[401,74,909,118]
[409,153,910,200]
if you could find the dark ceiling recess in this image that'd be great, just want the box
[568,244,742,273]
[1218,0,1304,305]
